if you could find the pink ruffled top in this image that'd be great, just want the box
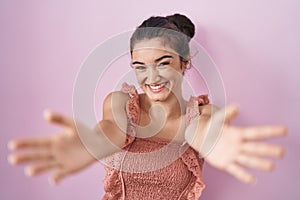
[102,83,209,200]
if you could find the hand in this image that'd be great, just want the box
[8,110,97,185]
[186,105,287,184]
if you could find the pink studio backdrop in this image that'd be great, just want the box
[1,0,299,199]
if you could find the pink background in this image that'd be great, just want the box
[1,0,299,199]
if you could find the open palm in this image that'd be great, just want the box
[8,111,97,185]
[187,106,287,184]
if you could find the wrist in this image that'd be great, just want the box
[184,115,211,153]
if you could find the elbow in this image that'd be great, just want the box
[95,120,127,149]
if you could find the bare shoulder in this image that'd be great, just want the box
[103,91,130,111]
[198,104,219,117]
[103,91,130,120]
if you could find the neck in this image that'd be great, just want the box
[141,92,186,119]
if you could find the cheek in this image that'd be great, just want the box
[160,68,183,80]
[135,73,147,84]
[134,69,183,85]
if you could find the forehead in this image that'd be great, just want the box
[132,38,178,61]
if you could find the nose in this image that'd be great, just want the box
[147,66,160,83]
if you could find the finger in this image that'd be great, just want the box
[25,162,58,176]
[242,125,287,140]
[224,105,239,124]
[8,137,51,150]
[49,169,69,185]
[44,110,74,128]
[8,152,53,165]
[236,154,274,171]
[225,163,255,184]
[241,142,285,158]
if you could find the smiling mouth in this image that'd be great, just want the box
[146,82,168,93]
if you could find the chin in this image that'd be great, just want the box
[148,93,170,102]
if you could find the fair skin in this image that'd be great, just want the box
[8,38,287,186]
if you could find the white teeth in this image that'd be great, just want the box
[148,83,166,90]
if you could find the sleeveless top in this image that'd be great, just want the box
[102,83,210,200]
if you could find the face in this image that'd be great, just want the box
[131,38,187,102]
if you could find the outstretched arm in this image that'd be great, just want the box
[8,91,129,185]
[185,104,287,184]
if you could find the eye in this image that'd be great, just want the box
[134,65,147,71]
[157,62,170,68]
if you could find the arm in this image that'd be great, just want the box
[185,103,219,153]
[87,91,129,158]
[8,91,129,185]
[185,104,287,184]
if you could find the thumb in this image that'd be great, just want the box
[43,110,74,128]
[213,104,239,125]
[224,104,239,124]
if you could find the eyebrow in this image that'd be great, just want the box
[132,55,173,65]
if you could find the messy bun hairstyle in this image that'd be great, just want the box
[166,14,195,39]
[130,13,195,62]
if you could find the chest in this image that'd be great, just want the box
[120,138,193,195]
[137,110,187,141]
[122,157,192,190]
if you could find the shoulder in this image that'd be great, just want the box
[104,91,130,106]
[198,104,219,117]
[103,91,130,119]
[104,91,130,108]
[193,94,219,117]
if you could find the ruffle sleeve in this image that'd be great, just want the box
[180,94,210,199]
[120,83,140,149]
[180,147,206,199]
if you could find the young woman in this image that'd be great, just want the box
[8,14,287,199]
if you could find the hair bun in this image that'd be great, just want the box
[166,13,195,39]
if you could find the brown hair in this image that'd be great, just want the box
[130,13,195,63]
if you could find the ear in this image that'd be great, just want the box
[180,60,190,74]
